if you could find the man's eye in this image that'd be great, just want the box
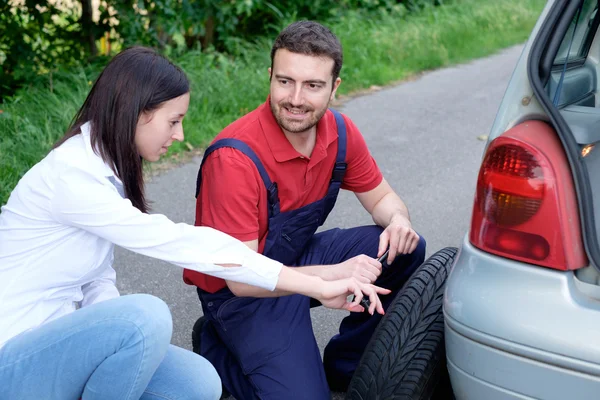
[170,121,180,127]
[279,80,289,85]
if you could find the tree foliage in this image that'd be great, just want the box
[0,0,443,101]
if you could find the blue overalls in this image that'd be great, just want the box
[195,110,426,399]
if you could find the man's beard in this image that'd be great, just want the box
[270,100,329,134]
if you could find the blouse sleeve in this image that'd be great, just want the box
[49,167,282,291]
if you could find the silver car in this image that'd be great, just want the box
[444,0,600,399]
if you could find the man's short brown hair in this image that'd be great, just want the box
[270,21,343,85]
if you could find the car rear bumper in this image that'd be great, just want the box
[444,238,600,400]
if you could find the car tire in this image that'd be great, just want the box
[346,247,458,400]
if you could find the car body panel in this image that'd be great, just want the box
[445,238,600,398]
[446,321,600,400]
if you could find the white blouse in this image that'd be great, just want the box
[0,123,282,347]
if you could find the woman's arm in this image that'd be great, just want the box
[50,167,389,314]
[50,167,282,291]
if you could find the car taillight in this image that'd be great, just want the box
[470,120,587,270]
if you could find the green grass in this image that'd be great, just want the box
[0,0,546,206]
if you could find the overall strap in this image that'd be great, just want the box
[329,109,347,184]
[195,138,280,217]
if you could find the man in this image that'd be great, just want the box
[183,20,426,399]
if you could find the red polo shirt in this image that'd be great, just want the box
[183,100,383,293]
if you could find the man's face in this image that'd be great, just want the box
[269,49,341,135]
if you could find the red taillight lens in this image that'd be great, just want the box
[477,144,545,226]
[470,121,587,270]
[482,225,550,261]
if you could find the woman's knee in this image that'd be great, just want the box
[185,354,222,400]
[115,294,173,347]
[146,346,222,400]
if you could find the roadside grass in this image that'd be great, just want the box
[0,0,546,206]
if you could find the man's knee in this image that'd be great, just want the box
[251,360,330,400]
[401,234,426,273]
[347,225,384,256]
[414,234,426,264]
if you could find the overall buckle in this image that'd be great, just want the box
[331,162,347,182]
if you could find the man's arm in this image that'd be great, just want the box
[355,178,409,226]
[336,114,418,263]
[355,178,420,263]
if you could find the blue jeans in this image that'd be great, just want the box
[0,294,221,400]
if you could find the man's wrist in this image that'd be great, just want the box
[389,212,410,227]
[319,264,338,281]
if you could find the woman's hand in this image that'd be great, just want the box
[323,255,382,284]
[317,277,391,315]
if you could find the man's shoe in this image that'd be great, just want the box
[191,316,231,399]
[191,316,206,355]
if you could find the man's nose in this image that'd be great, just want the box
[288,85,304,106]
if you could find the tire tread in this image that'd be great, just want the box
[346,247,458,400]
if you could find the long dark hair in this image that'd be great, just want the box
[54,47,189,213]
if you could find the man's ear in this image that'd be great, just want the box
[268,67,272,80]
[330,77,342,101]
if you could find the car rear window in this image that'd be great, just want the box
[553,0,597,66]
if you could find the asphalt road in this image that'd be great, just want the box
[114,45,524,398]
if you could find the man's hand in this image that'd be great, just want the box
[379,214,420,264]
[324,254,382,283]
[317,277,391,315]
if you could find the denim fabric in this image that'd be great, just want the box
[0,294,221,400]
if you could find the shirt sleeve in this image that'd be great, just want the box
[80,265,120,307]
[49,166,282,291]
[341,115,383,193]
[199,148,262,241]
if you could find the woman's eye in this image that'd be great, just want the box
[170,121,180,127]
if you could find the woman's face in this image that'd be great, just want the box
[135,92,190,162]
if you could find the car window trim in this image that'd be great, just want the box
[580,3,600,57]
[551,58,586,71]
[539,1,580,85]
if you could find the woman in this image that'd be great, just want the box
[0,47,388,400]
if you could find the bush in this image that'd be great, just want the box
[0,0,546,206]
[0,0,447,101]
